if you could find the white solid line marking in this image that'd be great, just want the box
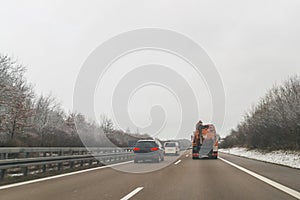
[174,160,182,165]
[0,160,133,190]
[219,157,300,199]
[120,187,143,200]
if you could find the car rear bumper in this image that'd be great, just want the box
[165,152,178,155]
[164,147,178,154]
[134,152,160,160]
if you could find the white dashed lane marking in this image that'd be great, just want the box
[120,187,144,200]
[174,160,182,165]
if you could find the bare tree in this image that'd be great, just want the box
[221,75,300,150]
[0,54,154,147]
[0,55,33,141]
[100,115,114,134]
[32,94,64,145]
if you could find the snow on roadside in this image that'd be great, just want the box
[219,147,300,169]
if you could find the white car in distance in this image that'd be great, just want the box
[164,142,180,156]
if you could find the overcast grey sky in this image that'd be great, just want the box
[1,0,299,139]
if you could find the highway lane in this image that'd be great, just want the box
[0,151,299,200]
[113,152,184,173]
[131,153,298,200]
[219,152,300,192]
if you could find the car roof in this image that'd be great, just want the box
[137,139,155,142]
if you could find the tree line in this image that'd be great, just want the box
[221,75,300,150]
[0,54,150,147]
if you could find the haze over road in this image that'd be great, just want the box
[0,152,299,200]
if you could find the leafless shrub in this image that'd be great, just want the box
[221,75,300,150]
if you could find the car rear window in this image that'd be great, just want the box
[165,143,176,147]
[136,141,157,148]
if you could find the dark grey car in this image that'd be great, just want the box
[133,140,164,163]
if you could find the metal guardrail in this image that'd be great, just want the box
[0,147,134,182]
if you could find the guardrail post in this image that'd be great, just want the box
[25,152,29,158]
[58,163,62,171]
[70,161,74,169]
[42,151,47,172]
[23,167,28,176]
[0,169,5,181]
[42,164,46,173]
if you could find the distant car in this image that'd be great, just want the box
[164,142,180,155]
[133,140,164,163]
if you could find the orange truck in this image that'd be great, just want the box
[192,124,218,159]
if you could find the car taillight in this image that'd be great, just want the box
[133,147,140,152]
[151,147,159,151]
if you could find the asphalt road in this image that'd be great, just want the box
[0,151,299,200]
